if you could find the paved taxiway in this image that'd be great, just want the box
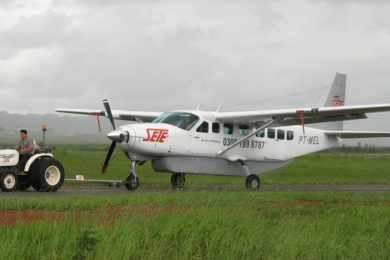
[0,184,389,197]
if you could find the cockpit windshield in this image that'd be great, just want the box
[152,112,199,130]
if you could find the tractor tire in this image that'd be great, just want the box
[0,172,17,192]
[17,175,31,191]
[31,158,65,192]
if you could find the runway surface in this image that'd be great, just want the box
[1,183,390,197]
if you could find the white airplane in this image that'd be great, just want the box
[57,73,390,190]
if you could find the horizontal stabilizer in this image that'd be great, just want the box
[325,131,390,139]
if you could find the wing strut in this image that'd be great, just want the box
[217,119,275,156]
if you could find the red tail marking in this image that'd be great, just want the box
[297,110,305,134]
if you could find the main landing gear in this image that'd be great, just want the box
[239,160,261,191]
[245,174,261,190]
[125,161,140,191]
[171,173,185,189]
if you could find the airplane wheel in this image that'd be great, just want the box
[171,173,185,189]
[125,175,139,191]
[245,174,260,190]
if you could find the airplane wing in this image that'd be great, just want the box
[56,109,162,122]
[324,131,390,139]
[215,104,390,126]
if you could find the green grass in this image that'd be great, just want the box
[1,147,390,259]
[54,148,390,185]
[1,192,390,259]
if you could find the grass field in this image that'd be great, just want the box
[1,147,390,259]
[1,192,390,259]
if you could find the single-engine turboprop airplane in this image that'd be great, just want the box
[57,73,390,190]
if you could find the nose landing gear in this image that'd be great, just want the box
[125,161,140,191]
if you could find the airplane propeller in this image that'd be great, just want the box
[101,99,126,174]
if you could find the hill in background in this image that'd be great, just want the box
[0,110,389,147]
[0,111,110,145]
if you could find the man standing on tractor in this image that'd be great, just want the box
[16,129,34,170]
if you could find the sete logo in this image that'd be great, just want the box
[143,128,169,143]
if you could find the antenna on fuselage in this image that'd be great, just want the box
[216,104,222,112]
[195,104,201,111]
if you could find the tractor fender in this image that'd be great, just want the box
[24,153,54,172]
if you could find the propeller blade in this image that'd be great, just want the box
[102,141,116,174]
[103,99,116,130]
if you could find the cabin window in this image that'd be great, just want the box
[256,130,265,138]
[212,122,220,133]
[223,124,234,135]
[287,130,294,141]
[267,128,275,139]
[277,129,285,140]
[239,125,250,136]
[196,121,209,133]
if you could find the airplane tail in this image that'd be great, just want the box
[319,73,347,130]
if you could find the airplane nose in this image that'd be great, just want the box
[107,130,128,142]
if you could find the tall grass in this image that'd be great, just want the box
[1,192,390,259]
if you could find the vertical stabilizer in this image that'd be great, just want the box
[324,72,346,107]
[319,73,347,130]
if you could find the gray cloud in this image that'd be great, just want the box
[0,11,71,59]
[313,0,390,5]
[0,0,390,135]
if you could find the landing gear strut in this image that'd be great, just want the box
[239,160,261,190]
[171,173,185,189]
[125,161,140,191]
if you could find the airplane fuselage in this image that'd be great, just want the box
[114,111,339,176]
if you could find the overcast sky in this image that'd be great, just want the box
[1,0,390,121]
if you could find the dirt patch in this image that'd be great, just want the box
[0,210,67,226]
[294,199,323,207]
[271,199,324,208]
[0,203,184,227]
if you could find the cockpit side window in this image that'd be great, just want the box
[223,124,234,135]
[152,112,199,131]
[196,121,209,133]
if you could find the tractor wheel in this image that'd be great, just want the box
[17,175,31,191]
[31,158,65,192]
[0,172,17,192]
